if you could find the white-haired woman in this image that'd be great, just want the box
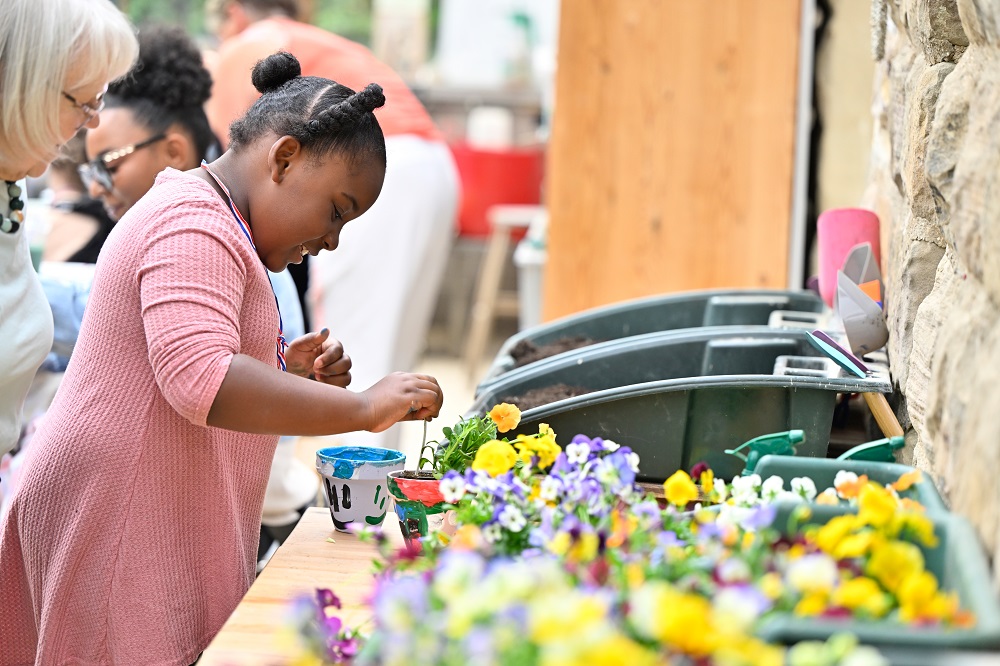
[0,0,137,462]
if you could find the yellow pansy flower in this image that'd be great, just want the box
[700,468,715,495]
[831,576,891,617]
[712,636,785,666]
[514,428,561,470]
[865,540,925,594]
[858,482,897,528]
[548,530,599,564]
[897,570,958,623]
[758,572,785,600]
[471,439,518,476]
[583,633,663,666]
[832,531,878,560]
[794,592,829,616]
[895,511,939,548]
[663,470,699,507]
[529,592,607,644]
[487,403,521,433]
[812,514,862,555]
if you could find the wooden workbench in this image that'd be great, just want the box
[199,507,402,665]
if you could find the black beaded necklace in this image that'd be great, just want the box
[1,181,25,234]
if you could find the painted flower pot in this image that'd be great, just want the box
[316,446,405,532]
[386,470,457,542]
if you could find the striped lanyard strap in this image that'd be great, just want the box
[201,162,288,371]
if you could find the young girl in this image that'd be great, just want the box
[81,23,315,570]
[0,52,443,664]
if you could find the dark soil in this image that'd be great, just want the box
[509,336,598,368]
[398,470,437,480]
[500,383,591,411]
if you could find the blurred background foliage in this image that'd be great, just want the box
[115,0,375,46]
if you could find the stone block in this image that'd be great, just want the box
[901,0,969,63]
[925,51,974,218]
[923,277,1000,572]
[886,224,944,393]
[957,0,1000,46]
[936,48,1000,302]
[899,61,954,219]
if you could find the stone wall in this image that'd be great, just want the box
[864,0,1000,582]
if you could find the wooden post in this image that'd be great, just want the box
[543,0,803,321]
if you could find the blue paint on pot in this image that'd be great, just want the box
[316,446,406,479]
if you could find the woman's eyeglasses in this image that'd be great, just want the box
[63,87,108,125]
[77,134,167,192]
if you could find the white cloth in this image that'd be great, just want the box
[262,268,318,524]
[310,136,459,451]
[0,181,54,456]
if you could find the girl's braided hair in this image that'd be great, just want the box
[228,51,386,168]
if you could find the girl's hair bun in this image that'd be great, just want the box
[351,83,386,114]
[251,51,302,94]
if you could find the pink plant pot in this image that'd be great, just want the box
[817,208,881,307]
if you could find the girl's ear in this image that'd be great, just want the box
[163,131,193,170]
[268,135,303,183]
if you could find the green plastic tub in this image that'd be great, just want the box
[753,454,949,514]
[757,504,1000,650]
[469,328,889,482]
[479,289,827,393]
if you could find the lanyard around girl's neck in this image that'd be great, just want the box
[201,161,288,371]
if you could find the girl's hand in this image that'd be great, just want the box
[284,328,352,387]
[361,373,444,432]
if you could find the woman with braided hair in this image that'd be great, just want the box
[0,51,443,663]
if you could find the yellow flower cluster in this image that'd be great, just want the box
[803,479,970,625]
[630,580,784,666]
[470,422,562,477]
[513,423,561,470]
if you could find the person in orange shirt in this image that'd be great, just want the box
[206,0,459,452]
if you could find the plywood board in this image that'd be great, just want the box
[543,0,803,320]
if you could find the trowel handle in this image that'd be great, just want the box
[862,392,904,439]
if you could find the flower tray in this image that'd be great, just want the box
[478,288,826,392]
[468,328,889,482]
[758,505,1000,650]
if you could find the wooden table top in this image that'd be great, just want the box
[199,507,402,665]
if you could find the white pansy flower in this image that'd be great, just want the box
[730,475,761,505]
[761,475,784,502]
[439,475,467,504]
[716,557,751,584]
[712,586,765,633]
[713,477,729,501]
[790,476,817,501]
[626,451,640,473]
[483,522,503,543]
[603,439,621,452]
[497,505,526,532]
[566,442,590,465]
[595,459,619,486]
[776,490,804,504]
[786,553,838,594]
[539,475,561,502]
